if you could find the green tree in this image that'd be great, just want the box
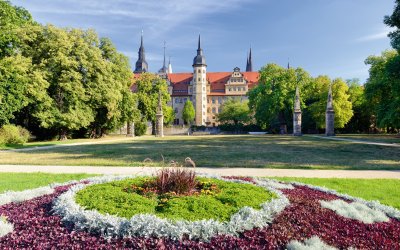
[182,100,195,125]
[163,105,175,126]
[217,98,250,126]
[307,76,353,129]
[341,79,372,133]
[384,0,400,52]
[0,1,34,57]
[248,63,311,133]
[0,55,30,125]
[133,73,170,134]
[365,50,400,131]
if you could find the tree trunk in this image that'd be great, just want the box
[278,111,287,134]
[59,129,68,141]
[152,120,156,135]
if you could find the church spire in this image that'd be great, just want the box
[193,35,206,66]
[246,47,253,72]
[158,41,168,74]
[134,30,148,73]
[168,56,172,74]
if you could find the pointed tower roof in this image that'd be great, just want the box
[246,47,253,72]
[193,35,206,67]
[287,58,290,69]
[294,86,301,112]
[168,56,173,74]
[326,83,334,111]
[134,31,148,73]
[158,41,168,74]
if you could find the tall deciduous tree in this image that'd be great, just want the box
[0,0,34,58]
[217,98,250,126]
[384,0,400,52]
[341,79,372,133]
[365,50,400,131]
[307,76,353,129]
[248,63,311,133]
[182,100,195,125]
[133,73,170,134]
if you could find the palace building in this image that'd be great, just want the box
[133,34,259,127]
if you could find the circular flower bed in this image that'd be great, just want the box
[52,174,289,241]
[0,175,399,249]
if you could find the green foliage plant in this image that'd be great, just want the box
[182,100,195,125]
[75,177,274,222]
[134,121,147,136]
[0,124,30,145]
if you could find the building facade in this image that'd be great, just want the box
[134,35,259,126]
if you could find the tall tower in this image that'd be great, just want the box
[167,57,173,74]
[246,47,253,72]
[158,41,168,75]
[134,31,148,73]
[192,35,207,126]
[325,84,335,136]
[293,86,302,136]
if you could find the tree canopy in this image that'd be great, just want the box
[217,98,250,126]
[384,0,400,52]
[248,63,311,133]
[365,50,400,130]
[182,100,195,125]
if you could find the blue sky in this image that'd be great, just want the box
[10,0,395,82]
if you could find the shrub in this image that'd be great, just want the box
[154,168,197,195]
[0,124,30,145]
[134,121,147,136]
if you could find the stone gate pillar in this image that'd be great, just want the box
[325,84,335,136]
[155,91,164,137]
[293,86,302,136]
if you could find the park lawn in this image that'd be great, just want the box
[0,134,130,150]
[275,177,400,209]
[0,135,399,170]
[0,172,97,192]
[336,134,400,144]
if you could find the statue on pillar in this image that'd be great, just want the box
[325,84,335,136]
[155,91,164,137]
[293,86,302,136]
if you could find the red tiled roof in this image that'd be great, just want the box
[132,71,259,96]
[168,73,193,84]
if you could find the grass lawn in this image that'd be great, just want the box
[0,172,97,192]
[275,177,400,209]
[0,135,130,150]
[336,134,400,144]
[0,135,399,170]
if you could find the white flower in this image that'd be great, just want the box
[287,236,338,250]
[0,216,13,238]
[320,199,389,224]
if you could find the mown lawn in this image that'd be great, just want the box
[0,135,399,170]
[0,135,130,150]
[275,177,400,209]
[0,172,96,192]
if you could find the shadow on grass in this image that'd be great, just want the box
[1,135,399,170]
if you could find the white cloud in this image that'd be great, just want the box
[20,0,254,38]
[356,27,393,42]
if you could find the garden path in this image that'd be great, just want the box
[310,135,400,147]
[0,165,399,179]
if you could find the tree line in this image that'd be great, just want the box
[0,1,172,140]
[217,1,400,134]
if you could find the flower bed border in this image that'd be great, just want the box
[287,180,400,220]
[52,174,290,241]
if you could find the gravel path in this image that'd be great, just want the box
[0,165,399,179]
[310,135,400,147]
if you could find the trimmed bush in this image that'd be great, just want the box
[134,121,147,136]
[0,124,30,145]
